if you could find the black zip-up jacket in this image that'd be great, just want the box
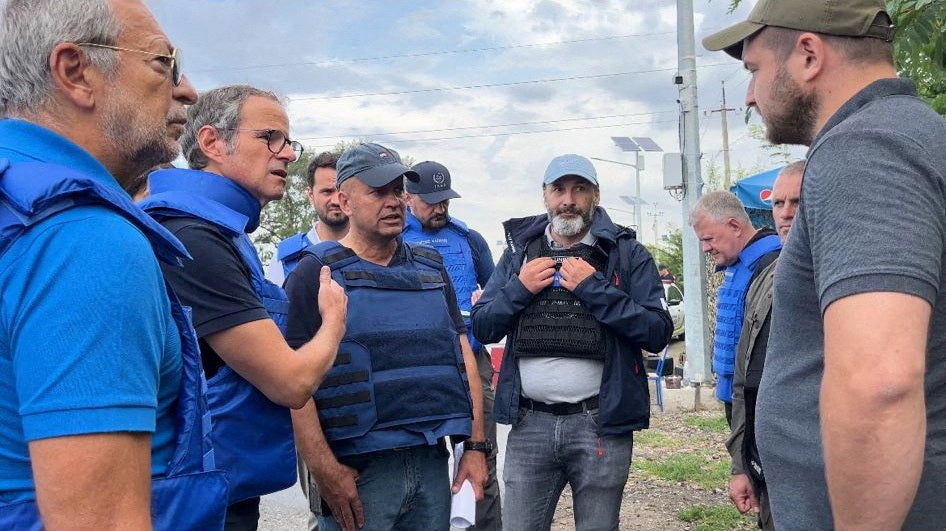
[471,207,672,435]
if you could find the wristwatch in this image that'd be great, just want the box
[463,439,494,456]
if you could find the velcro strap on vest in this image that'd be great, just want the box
[322,370,370,388]
[321,415,360,429]
[318,391,372,409]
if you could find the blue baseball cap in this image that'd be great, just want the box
[543,154,599,187]
[336,143,419,188]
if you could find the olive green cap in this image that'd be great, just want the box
[703,0,894,59]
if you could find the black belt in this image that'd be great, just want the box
[520,395,599,415]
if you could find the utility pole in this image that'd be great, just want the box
[708,81,737,190]
[677,0,712,408]
[647,209,664,246]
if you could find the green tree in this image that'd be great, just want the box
[723,0,946,114]
[647,227,685,291]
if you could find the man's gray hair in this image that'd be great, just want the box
[0,0,120,116]
[780,160,806,178]
[689,190,751,226]
[181,85,281,170]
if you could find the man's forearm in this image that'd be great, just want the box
[295,315,345,394]
[291,399,341,473]
[459,334,486,441]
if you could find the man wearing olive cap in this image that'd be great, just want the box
[705,1,946,529]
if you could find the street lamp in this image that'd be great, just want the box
[590,136,663,232]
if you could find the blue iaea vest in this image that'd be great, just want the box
[713,234,781,403]
[276,231,316,279]
[141,168,296,504]
[308,241,472,457]
[0,160,228,530]
[402,213,483,352]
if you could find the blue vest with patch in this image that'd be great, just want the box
[402,213,483,352]
[141,168,295,503]
[0,160,228,530]
[308,241,472,457]
[276,231,316,279]
[713,234,781,403]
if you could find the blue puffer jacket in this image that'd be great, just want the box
[471,207,672,435]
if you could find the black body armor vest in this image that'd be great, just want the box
[514,237,609,360]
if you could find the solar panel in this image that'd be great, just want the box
[619,195,648,206]
[632,137,663,152]
[610,136,640,152]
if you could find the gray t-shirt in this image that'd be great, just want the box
[757,79,946,530]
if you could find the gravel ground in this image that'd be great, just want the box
[548,408,757,531]
[262,407,757,531]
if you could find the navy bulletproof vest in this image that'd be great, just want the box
[0,160,228,530]
[141,168,295,503]
[309,241,473,457]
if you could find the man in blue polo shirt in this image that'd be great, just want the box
[0,0,220,529]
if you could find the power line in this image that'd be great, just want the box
[191,31,676,74]
[302,118,680,150]
[291,63,732,101]
[296,110,677,141]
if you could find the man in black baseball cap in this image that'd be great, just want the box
[403,161,502,531]
[704,2,946,530]
[285,144,488,531]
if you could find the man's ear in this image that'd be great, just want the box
[338,188,353,216]
[794,32,826,83]
[48,43,98,110]
[196,125,229,165]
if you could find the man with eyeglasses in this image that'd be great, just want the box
[401,161,501,531]
[140,84,348,531]
[0,0,234,529]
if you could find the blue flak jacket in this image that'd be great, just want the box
[402,212,484,352]
[712,233,781,403]
[142,168,296,504]
[0,160,228,530]
[308,241,473,457]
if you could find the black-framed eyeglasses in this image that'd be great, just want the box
[76,43,182,86]
[223,128,304,158]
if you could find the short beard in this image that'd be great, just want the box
[101,89,178,189]
[547,208,592,238]
[764,65,819,146]
[318,210,349,228]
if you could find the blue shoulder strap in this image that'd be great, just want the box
[0,159,189,264]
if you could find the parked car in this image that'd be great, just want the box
[663,281,684,339]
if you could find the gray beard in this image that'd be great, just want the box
[549,214,586,237]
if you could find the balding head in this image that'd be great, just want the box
[772,161,804,241]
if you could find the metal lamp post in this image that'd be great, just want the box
[608,136,663,231]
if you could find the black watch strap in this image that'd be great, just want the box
[463,439,494,456]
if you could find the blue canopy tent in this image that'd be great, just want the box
[730,166,784,228]
[730,166,783,210]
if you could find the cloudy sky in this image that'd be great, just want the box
[150,0,805,256]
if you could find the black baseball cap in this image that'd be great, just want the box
[407,161,462,204]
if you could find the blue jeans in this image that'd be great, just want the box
[317,444,450,531]
[503,407,633,531]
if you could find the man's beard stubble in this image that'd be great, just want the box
[548,206,593,238]
[763,65,819,146]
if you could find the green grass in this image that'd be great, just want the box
[636,451,730,489]
[634,430,678,448]
[677,503,749,531]
[684,414,729,433]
